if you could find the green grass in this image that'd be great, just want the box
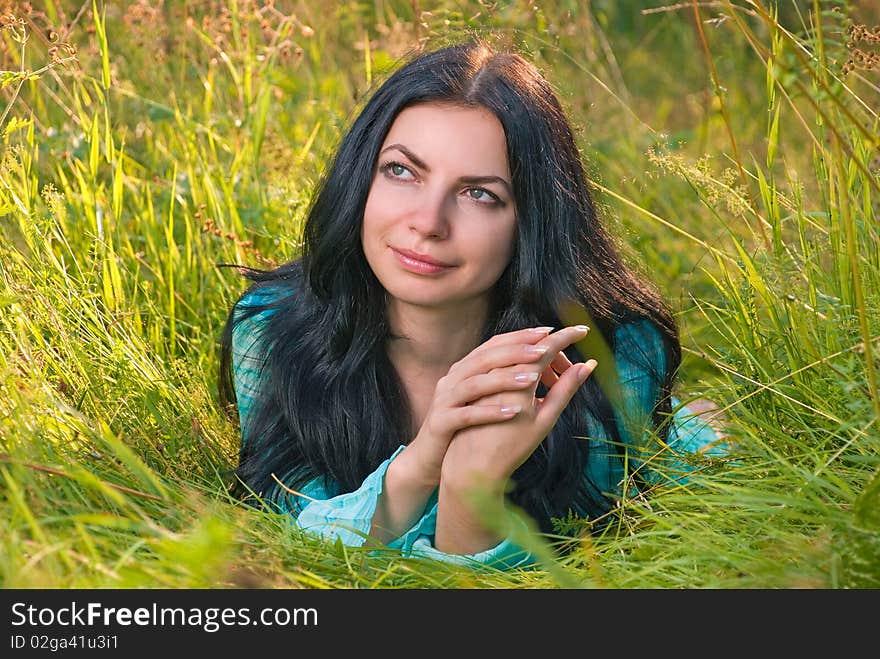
[1,0,878,588]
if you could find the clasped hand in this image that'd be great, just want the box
[408,325,597,497]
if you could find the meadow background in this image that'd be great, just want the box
[1,0,877,588]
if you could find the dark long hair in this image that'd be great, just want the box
[218,39,680,534]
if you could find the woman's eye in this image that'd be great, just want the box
[466,188,499,204]
[383,162,413,179]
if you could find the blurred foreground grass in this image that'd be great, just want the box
[1,0,878,588]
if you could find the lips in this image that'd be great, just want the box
[391,247,453,268]
[390,247,455,275]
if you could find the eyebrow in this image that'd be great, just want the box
[379,143,512,195]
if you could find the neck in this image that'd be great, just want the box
[386,298,490,377]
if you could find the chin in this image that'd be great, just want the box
[383,284,453,308]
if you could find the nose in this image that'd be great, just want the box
[408,189,451,240]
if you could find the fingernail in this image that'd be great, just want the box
[529,326,554,334]
[573,325,590,333]
[515,372,540,383]
[579,360,597,382]
[501,405,522,415]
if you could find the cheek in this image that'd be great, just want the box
[491,218,517,269]
[466,218,517,282]
[361,191,387,247]
[362,184,399,239]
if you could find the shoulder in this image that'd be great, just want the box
[230,270,303,360]
[234,278,298,317]
[613,317,665,355]
[611,317,669,384]
[232,267,304,327]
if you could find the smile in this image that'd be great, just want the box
[391,248,455,275]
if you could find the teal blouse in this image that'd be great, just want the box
[230,287,725,570]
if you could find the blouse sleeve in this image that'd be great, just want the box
[285,444,537,569]
[601,319,726,489]
[287,447,538,570]
[391,504,538,571]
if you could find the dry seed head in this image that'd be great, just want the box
[0,13,22,28]
[842,22,880,74]
[201,219,275,267]
[846,23,880,46]
[48,41,77,66]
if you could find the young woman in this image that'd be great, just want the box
[218,39,724,570]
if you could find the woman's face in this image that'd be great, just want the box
[361,102,517,316]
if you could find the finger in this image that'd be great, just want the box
[550,350,574,374]
[463,330,586,401]
[448,340,554,381]
[451,365,541,406]
[539,362,558,389]
[468,326,554,359]
[532,325,589,373]
[539,350,573,388]
[535,359,597,432]
[444,402,524,433]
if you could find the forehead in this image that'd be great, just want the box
[382,103,510,174]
